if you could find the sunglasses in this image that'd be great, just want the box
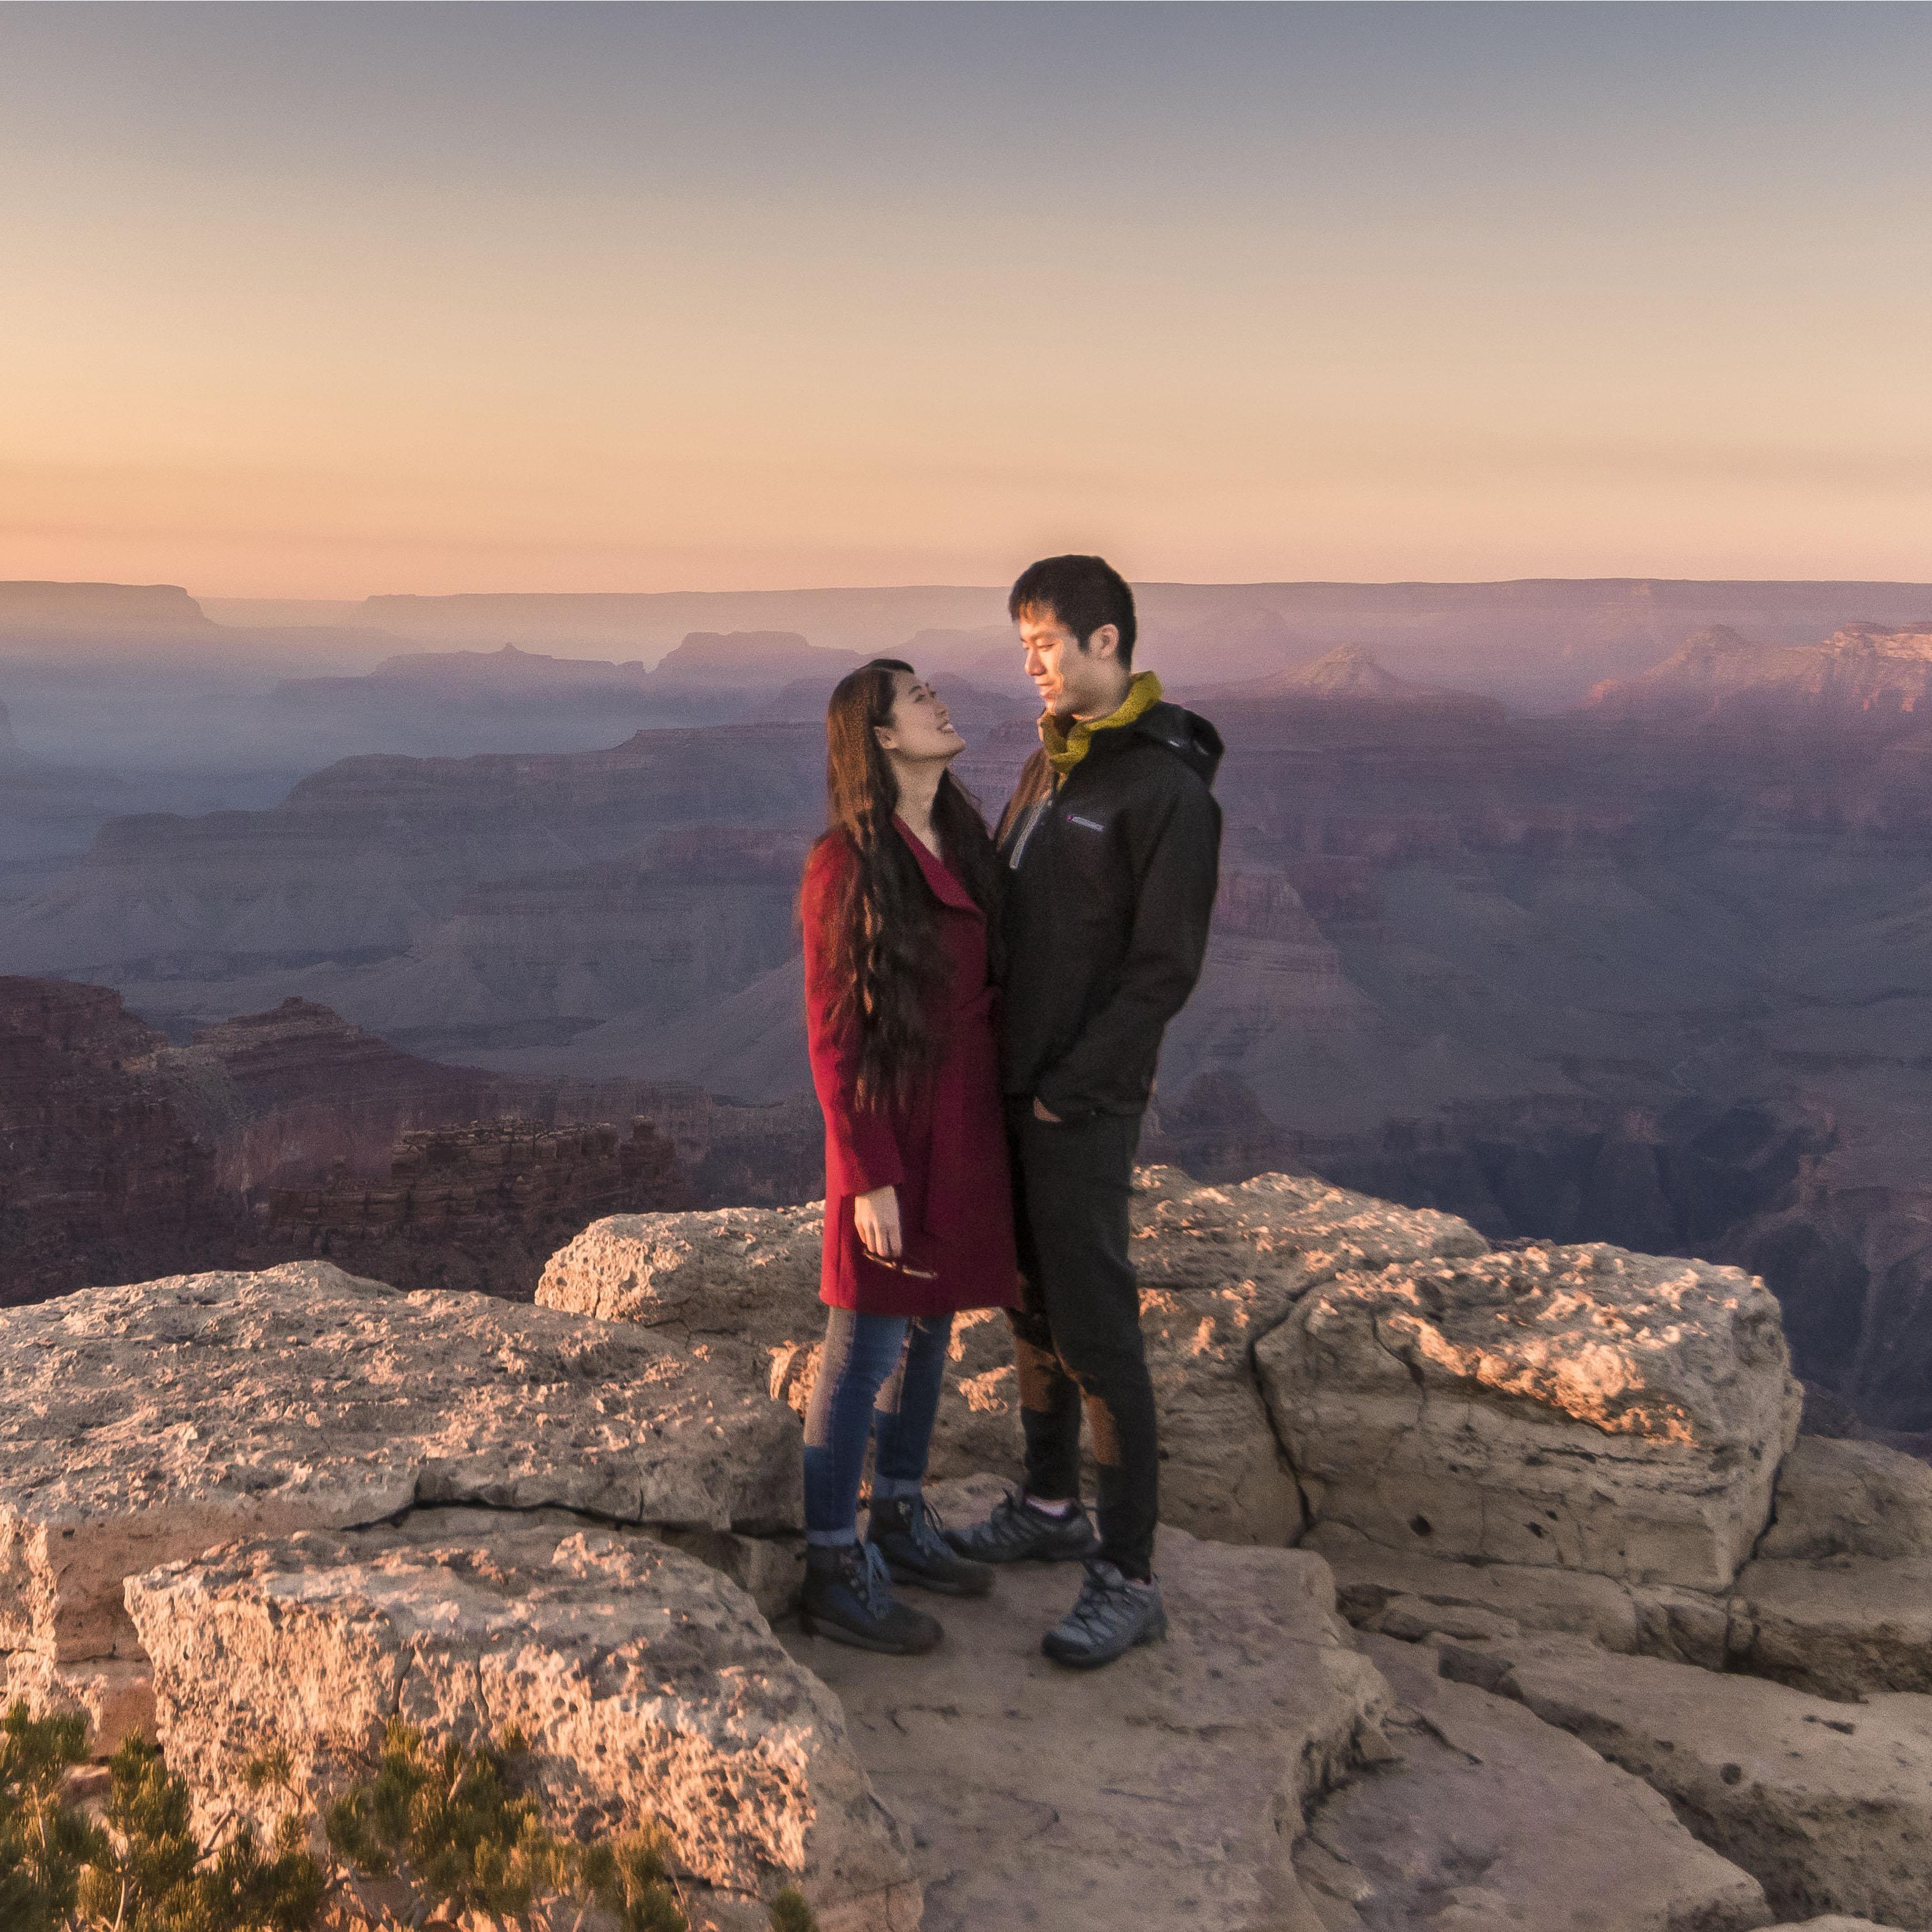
[864,1252,937,1280]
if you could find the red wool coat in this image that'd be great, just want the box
[801,822,1020,1317]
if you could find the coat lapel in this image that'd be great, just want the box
[894,817,983,916]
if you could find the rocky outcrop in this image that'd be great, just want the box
[1758,1434,1932,1560]
[1296,1634,1772,1931]
[789,1474,1388,1932]
[536,1169,1488,1548]
[0,1259,798,1728]
[1464,1635,1932,1930]
[1727,1556,1932,1702]
[126,1509,913,1930]
[1261,1242,1803,1590]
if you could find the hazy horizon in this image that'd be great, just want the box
[5,3,1929,597]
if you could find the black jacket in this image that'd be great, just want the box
[995,699,1223,1118]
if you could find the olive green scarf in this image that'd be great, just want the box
[1040,670,1164,777]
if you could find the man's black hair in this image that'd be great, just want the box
[1009,555,1137,669]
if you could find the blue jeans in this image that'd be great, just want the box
[802,1308,954,1546]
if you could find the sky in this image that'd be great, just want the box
[2,1,1929,598]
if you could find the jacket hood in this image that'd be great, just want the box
[1127,700,1224,787]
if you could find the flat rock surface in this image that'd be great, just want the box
[0,1260,800,1667]
[125,1508,916,1932]
[1760,1437,1932,1562]
[539,1169,1484,1548]
[777,1476,1390,1932]
[1480,1633,1932,1928]
[1292,1635,1770,1931]
[1314,1525,1735,1669]
[1730,1557,1932,1700]
[1259,1243,1802,1590]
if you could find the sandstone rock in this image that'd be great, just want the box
[1293,1634,1771,1931]
[1483,1634,1932,1927]
[783,1474,1388,1932]
[1260,1243,1803,1590]
[1129,1169,1488,1546]
[1759,1921,1912,1931]
[125,1508,915,1930]
[1729,1557,1932,1701]
[1316,1522,1649,1652]
[1760,1436,1932,1562]
[539,1170,1485,1548]
[0,1260,799,1677]
[659,1527,807,1622]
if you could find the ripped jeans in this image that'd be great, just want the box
[1007,1106,1159,1578]
[801,1307,955,1546]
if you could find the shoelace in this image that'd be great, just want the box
[1063,1565,1133,1639]
[906,1497,953,1562]
[852,1540,894,1616]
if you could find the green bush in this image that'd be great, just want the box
[1,1704,104,1932]
[3,1701,818,1932]
[767,1887,822,1932]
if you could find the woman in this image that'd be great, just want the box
[797,658,1019,1654]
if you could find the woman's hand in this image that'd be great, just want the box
[853,1184,902,1262]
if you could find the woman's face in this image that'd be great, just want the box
[876,670,964,763]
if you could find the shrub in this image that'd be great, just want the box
[76,1734,325,1932]
[1,1704,103,1932]
[3,1702,818,1932]
[768,1887,822,1932]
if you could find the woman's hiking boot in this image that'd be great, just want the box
[798,1540,943,1655]
[943,1488,1099,1565]
[867,1494,995,1597]
[1041,1558,1168,1669]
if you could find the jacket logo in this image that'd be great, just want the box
[1068,814,1106,832]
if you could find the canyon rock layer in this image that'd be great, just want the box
[10,618,1932,1441]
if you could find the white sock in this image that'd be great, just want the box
[1023,1492,1076,1518]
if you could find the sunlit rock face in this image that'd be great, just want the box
[1261,1242,1803,1590]
[536,1169,1489,1550]
[0,1258,799,1726]
[127,1511,915,1929]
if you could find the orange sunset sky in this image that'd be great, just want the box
[2,3,1928,598]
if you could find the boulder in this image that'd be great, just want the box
[1478,1634,1932,1928]
[1317,1525,1734,1668]
[537,1169,1485,1547]
[0,1259,800,1718]
[1729,1557,1932,1701]
[1260,1243,1802,1590]
[783,1475,1389,1932]
[1294,1634,1771,1931]
[125,1508,916,1931]
[1760,1436,1932,1561]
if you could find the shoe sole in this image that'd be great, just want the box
[877,1556,996,1598]
[796,1607,943,1656]
[942,1535,1099,1567]
[1041,1610,1169,1671]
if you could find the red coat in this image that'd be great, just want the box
[801,821,1020,1317]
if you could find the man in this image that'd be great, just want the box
[948,553,1222,1668]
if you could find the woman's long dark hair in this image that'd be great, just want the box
[809,658,1003,1110]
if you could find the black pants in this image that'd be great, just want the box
[1007,1105,1158,1579]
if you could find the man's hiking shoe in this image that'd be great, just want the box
[798,1541,943,1655]
[943,1489,1099,1565]
[867,1495,995,1597]
[1041,1559,1168,1669]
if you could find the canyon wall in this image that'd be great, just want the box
[6,623,1932,1433]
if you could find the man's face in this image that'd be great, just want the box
[1017,604,1120,717]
